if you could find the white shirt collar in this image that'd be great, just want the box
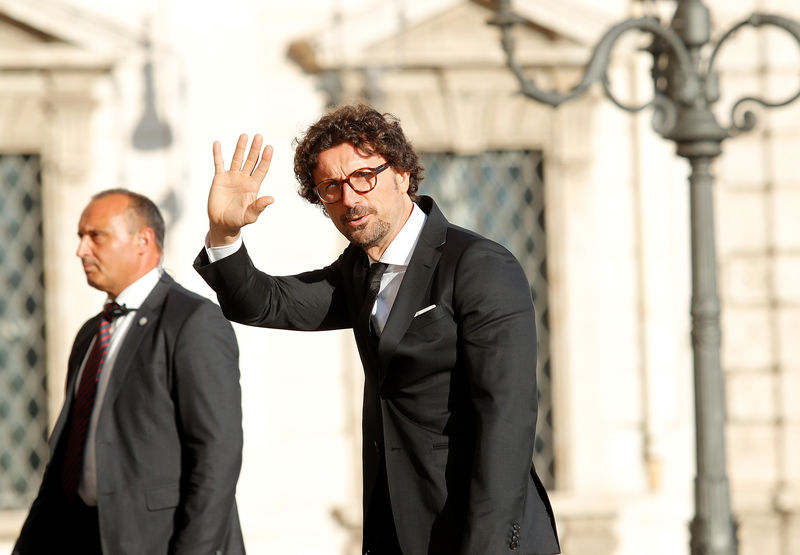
[376,202,427,267]
[110,266,164,309]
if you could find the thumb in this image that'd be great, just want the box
[253,195,274,214]
[244,196,274,223]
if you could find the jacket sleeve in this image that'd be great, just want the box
[13,466,61,554]
[167,299,243,554]
[14,319,99,555]
[453,239,542,554]
[193,243,351,331]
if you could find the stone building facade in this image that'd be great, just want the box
[0,0,799,553]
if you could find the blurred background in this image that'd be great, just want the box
[1,0,799,553]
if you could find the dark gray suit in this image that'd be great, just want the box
[15,273,244,555]
[195,196,559,555]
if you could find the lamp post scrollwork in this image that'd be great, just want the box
[489,1,800,554]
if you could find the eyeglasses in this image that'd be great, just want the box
[314,163,390,204]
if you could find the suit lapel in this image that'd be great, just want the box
[377,197,447,369]
[352,249,371,311]
[49,319,101,450]
[66,320,102,398]
[99,274,172,414]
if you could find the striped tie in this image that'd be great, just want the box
[60,302,120,498]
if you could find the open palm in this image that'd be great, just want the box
[207,133,274,245]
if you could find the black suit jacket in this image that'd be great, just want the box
[15,273,245,555]
[195,196,559,555]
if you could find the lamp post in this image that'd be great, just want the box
[489,1,800,554]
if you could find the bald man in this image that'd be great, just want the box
[15,189,244,554]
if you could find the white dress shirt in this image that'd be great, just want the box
[205,203,428,335]
[76,266,163,505]
[367,203,426,335]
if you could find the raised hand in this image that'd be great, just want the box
[207,133,274,246]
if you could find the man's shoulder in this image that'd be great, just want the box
[157,281,235,341]
[444,221,484,244]
[161,277,226,318]
[420,196,503,248]
[415,196,517,264]
[443,222,512,258]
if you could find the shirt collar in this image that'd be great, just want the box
[109,266,163,310]
[376,202,427,267]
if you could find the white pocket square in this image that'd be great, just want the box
[414,305,436,317]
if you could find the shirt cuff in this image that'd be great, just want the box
[205,235,243,263]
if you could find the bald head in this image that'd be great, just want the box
[76,190,164,298]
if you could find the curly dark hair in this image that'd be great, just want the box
[293,104,424,206]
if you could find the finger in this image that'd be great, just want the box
[244,196,275,224]
[254,195,275,214]
[229,133,249,171]
[242,134,263,175]
[212,141,225,175]
[251,145,274,184]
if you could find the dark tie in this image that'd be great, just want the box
[60,301,126,498]
[361,262,401,552]
[364,262,388,333]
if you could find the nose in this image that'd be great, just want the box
[76,236,90,258]
[339,179,361,207]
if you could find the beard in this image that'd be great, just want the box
[339,205,390,249]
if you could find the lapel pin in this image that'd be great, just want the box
[138,316,148,326]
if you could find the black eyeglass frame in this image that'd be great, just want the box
[314,163,390,204]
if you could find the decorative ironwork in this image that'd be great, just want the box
[490,0,800,136]
[706,14,800,135]
[489,1,800,554]
[0,154,48,509]
[421,150,554,487]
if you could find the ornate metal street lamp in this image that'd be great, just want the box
[489,1,800,554]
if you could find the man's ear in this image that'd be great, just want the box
[395,170,410,194]
[137,228,156,250]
